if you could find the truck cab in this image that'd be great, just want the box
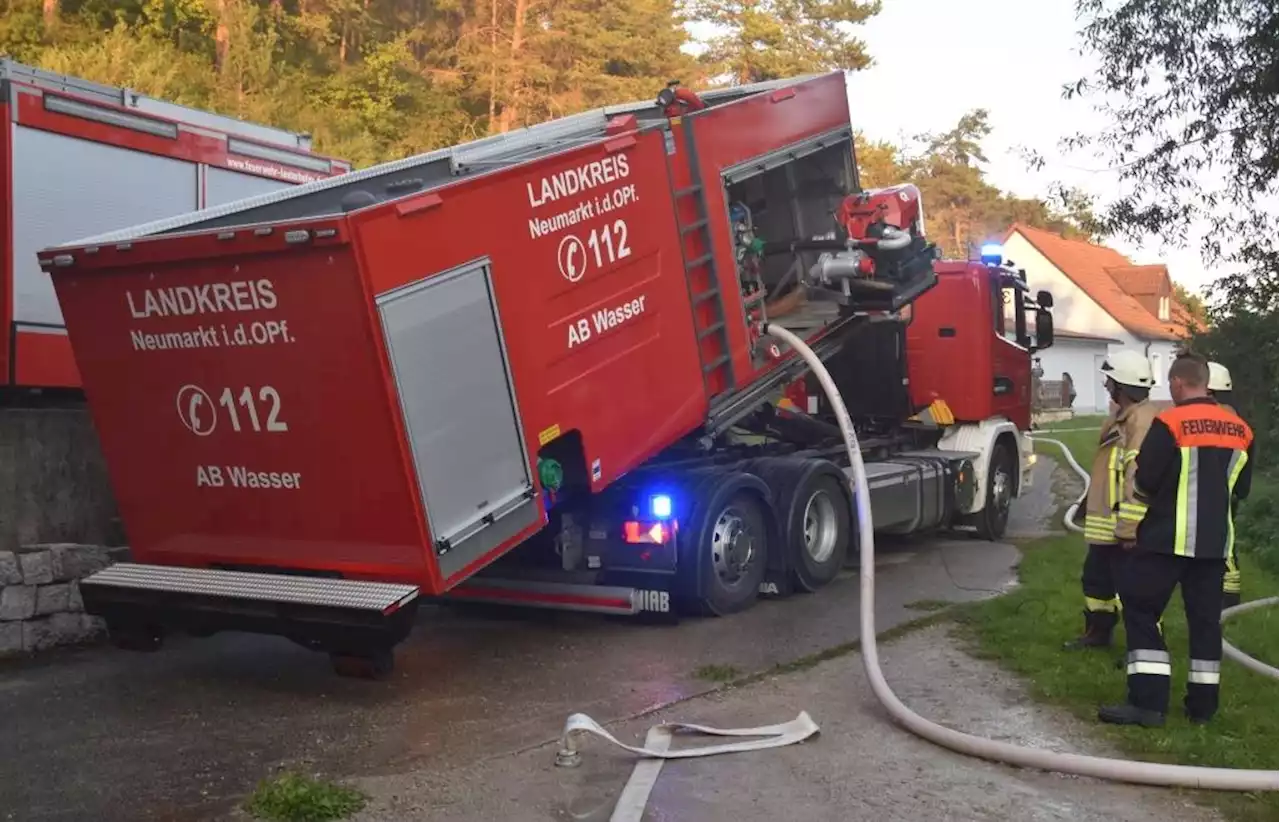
[906,247,1055,432]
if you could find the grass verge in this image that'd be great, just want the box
[955,534,1279,822]
[245,772,368,822]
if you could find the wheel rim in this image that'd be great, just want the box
[802,489,839,564]
[991,463,1012,520]
[711,506,757,586]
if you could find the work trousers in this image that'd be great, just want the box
[1117,550,1226,718]
[1082,543,1121,613]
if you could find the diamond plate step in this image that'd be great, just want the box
[81,563,419,614]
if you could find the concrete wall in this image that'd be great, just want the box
[0,407,125,552]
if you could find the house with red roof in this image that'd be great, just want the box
[1001,224,1201,412]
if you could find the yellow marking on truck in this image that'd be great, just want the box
[538,424,562,446]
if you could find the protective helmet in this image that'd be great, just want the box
[1208,361,1233,392]
[1099,350,1154,388]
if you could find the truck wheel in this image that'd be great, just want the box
[695,490,770,616]
[976,442,1015,541]
[744,458,851,593]
[789,471,851,592]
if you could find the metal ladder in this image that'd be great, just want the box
[673,121,738,407]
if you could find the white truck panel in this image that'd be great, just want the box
[205,166,292,209]
[10,124,198,326]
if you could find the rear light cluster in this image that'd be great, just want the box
[623,493,677,545]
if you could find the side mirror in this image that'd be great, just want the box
[1036,290,1054,308]
[1032,308,1054,351]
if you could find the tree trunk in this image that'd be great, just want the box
[494,0,528,134]
[487,0,499,133]
[214,0,231,73]
[42,0,57,27]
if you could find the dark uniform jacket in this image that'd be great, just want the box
[1133,398,1254,559]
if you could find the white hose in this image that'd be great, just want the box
[762,322,1280,793]
[1221,598,1280,679]
[1027,436,1087,534]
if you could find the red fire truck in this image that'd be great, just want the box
[44,72,1054,678]
[0,59,350,390]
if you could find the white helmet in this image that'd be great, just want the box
[1208,361,1233,392]
[1100,350,1154,389]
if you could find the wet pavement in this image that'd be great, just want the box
[355,625,1216,822]
[0,459,1061,822]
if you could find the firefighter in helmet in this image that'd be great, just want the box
[1208,361,1244,609]
[1064,350,1158,650]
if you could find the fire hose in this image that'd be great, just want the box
[556,328,1279,820]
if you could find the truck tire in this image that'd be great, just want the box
[742,457,851,593]
[976,441,1015,541]
[687,475,772,616]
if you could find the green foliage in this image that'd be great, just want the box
[1234,475,1278,574]
[958,534,1278,822]
[692,0,880,83]
[856,113,1104,259]
[245,771,367,822]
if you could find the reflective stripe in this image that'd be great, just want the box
[1084,513,1117,543]
[1174,446,1199,557]
[1224,568,1242,594]
[1225,450,1249,558]
[1127,661,1172,676]
[1085,596,1118,613]
[1126,647,1172,678]
[1118,502,1148,522]
[1188,660,1221,684]
[1107,447,1121,508]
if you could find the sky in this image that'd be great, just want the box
[691,0,1217,295]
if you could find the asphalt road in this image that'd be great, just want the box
[0,460,1060,822]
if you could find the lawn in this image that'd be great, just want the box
[956,537,1278,821]
[967,413,1279,821]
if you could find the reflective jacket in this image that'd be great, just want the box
[1114,399,1159,541]
[1134,398,1255,559]
[1082,399,1157,544]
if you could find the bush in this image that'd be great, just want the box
[1236,473,1278,574]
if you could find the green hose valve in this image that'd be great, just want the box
[538,457,565,492]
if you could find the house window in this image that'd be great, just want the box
[1158,295,1170,321]
[1150,352,1164,385]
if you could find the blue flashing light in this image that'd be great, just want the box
[980,242,1003,265]
[650,494,673,519]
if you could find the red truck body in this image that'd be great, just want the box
[48,73,861,594]
[41,72,1053,676]
[0,59,350,390]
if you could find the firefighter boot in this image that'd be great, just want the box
[1097,703,1165,728]
[1062,610,1118,650]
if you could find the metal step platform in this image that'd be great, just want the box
[79,563,421,652]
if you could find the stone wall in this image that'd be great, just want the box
[0,406,127,552]
[0,544,128,657]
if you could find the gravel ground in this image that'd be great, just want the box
[343,627,1219,821]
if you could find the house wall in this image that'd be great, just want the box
[1004,234,1131,340]
[1038,338,1111,413]
[1004,231,1176,404]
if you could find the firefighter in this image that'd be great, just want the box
[1063,350,1157,650]
[1099,353,1255,727]
[1208,361,1243,609]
